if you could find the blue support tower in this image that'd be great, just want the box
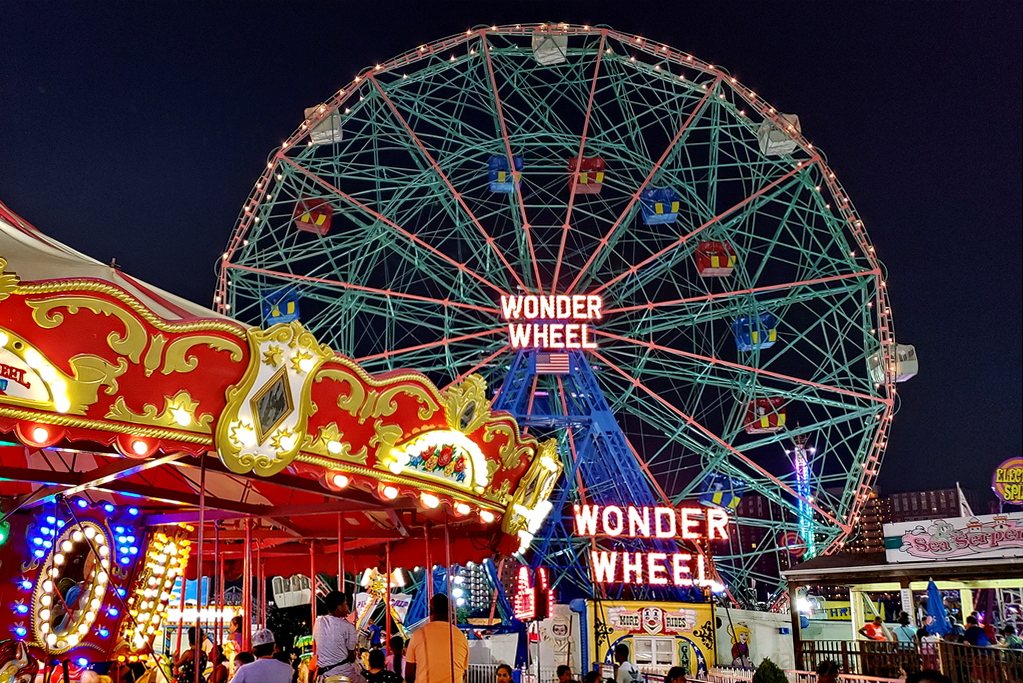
[494,350,698,601]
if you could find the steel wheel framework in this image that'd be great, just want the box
[217,24,898,606]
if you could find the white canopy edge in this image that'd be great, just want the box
[0,200,230,322]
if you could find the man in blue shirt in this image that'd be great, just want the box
[963,616,990,646]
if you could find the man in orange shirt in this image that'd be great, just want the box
[405,593,468,683]
[859,617,890,641]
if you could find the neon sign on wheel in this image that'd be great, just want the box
[573,504,729,588]
[501,295,601,350]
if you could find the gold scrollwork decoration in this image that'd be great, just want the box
[142,334,169,376]
[105,390,213,433]
[162,334,245,375]
[502,439,560,536]
[67,354,128,402]
[0,256,19,302]
[28,295,149,363]
[371,420,404,455]
[317,367,440,423]
[215,321,334,477]
[303,422,369,464]
[442,374,490,434]
[483,420,532,470]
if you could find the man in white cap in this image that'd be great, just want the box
[233,629,293,683]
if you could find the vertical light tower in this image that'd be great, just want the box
[789,434,817,558]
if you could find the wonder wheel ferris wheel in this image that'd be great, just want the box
[217,23,909,606]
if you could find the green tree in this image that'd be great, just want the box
[751,657,788,683]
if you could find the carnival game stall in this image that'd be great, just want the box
[0,201,559,681]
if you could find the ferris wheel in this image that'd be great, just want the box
[217,24,906,606]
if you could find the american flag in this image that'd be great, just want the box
[535,352,570,374]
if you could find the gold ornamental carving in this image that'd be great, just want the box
[0,256,19,302]
[215,321,333,477]
[303,422,369,464]
[318,365,440,423]
[29,295,149,363]
[105,390,213,433]
[442,374,490,433]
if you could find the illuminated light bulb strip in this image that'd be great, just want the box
[31,521,112,653]
[120,530,191,651]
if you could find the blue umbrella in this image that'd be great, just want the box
[926,580,952,636]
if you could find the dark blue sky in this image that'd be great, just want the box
[2,2,1020,499]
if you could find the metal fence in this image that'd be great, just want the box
[799,639,1023,683]
[467,663,560,683]
[694,668,903,683]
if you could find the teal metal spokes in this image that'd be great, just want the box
[218,24,898,606]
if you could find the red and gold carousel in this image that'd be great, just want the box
[0,201,559,680]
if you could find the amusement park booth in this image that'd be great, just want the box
[784,511,1023,679]
[0,201,559,681]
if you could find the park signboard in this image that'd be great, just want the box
[883,511,1023,563]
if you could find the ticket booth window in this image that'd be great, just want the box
[633,636,675,666]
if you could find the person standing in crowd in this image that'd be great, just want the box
[384,636,405,678]
[210,647,230,683]
[982,616,997,645]
[814,661,840,683]
[1002,624,1023,648]
[405,593,469,683]
[313,592,362,683]
[365,650,402,683]
[893,613,917,644]
[494,664,513,683]
[233,630,294,683]
[858,616,890,641]
[662,666,687,683]
[963,615,991,646]
[176,627,209,683]
[557,665,578,683]
[233,653,256,680]
[613,644,639,683]
[945,616,965,641]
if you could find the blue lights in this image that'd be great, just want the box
[45,516,56,524]
[119,557,130,565]
[76,658,89,668]
[98,627,109,638]
[103,503,115,513]
[14,626,27,637]
[19,580,32,590]
[116,588,126,598]
[75,499,88,509]
[32,537,43,546]
[119,546,129,554]
[33,549,45,558]
[15,604,29,614]
[40,526,51,535]
[129,546,138,555]
[57,520,65,528]
[115,526,125,534]
[128,507,139,516]
[108,607,119,617]
[126,535,136,543]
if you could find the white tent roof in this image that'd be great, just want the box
[0,200,228,321]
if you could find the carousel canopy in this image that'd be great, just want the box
[0,200,226,321]
[0,200,559,573]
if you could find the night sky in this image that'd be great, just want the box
[2,2,1019,500]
